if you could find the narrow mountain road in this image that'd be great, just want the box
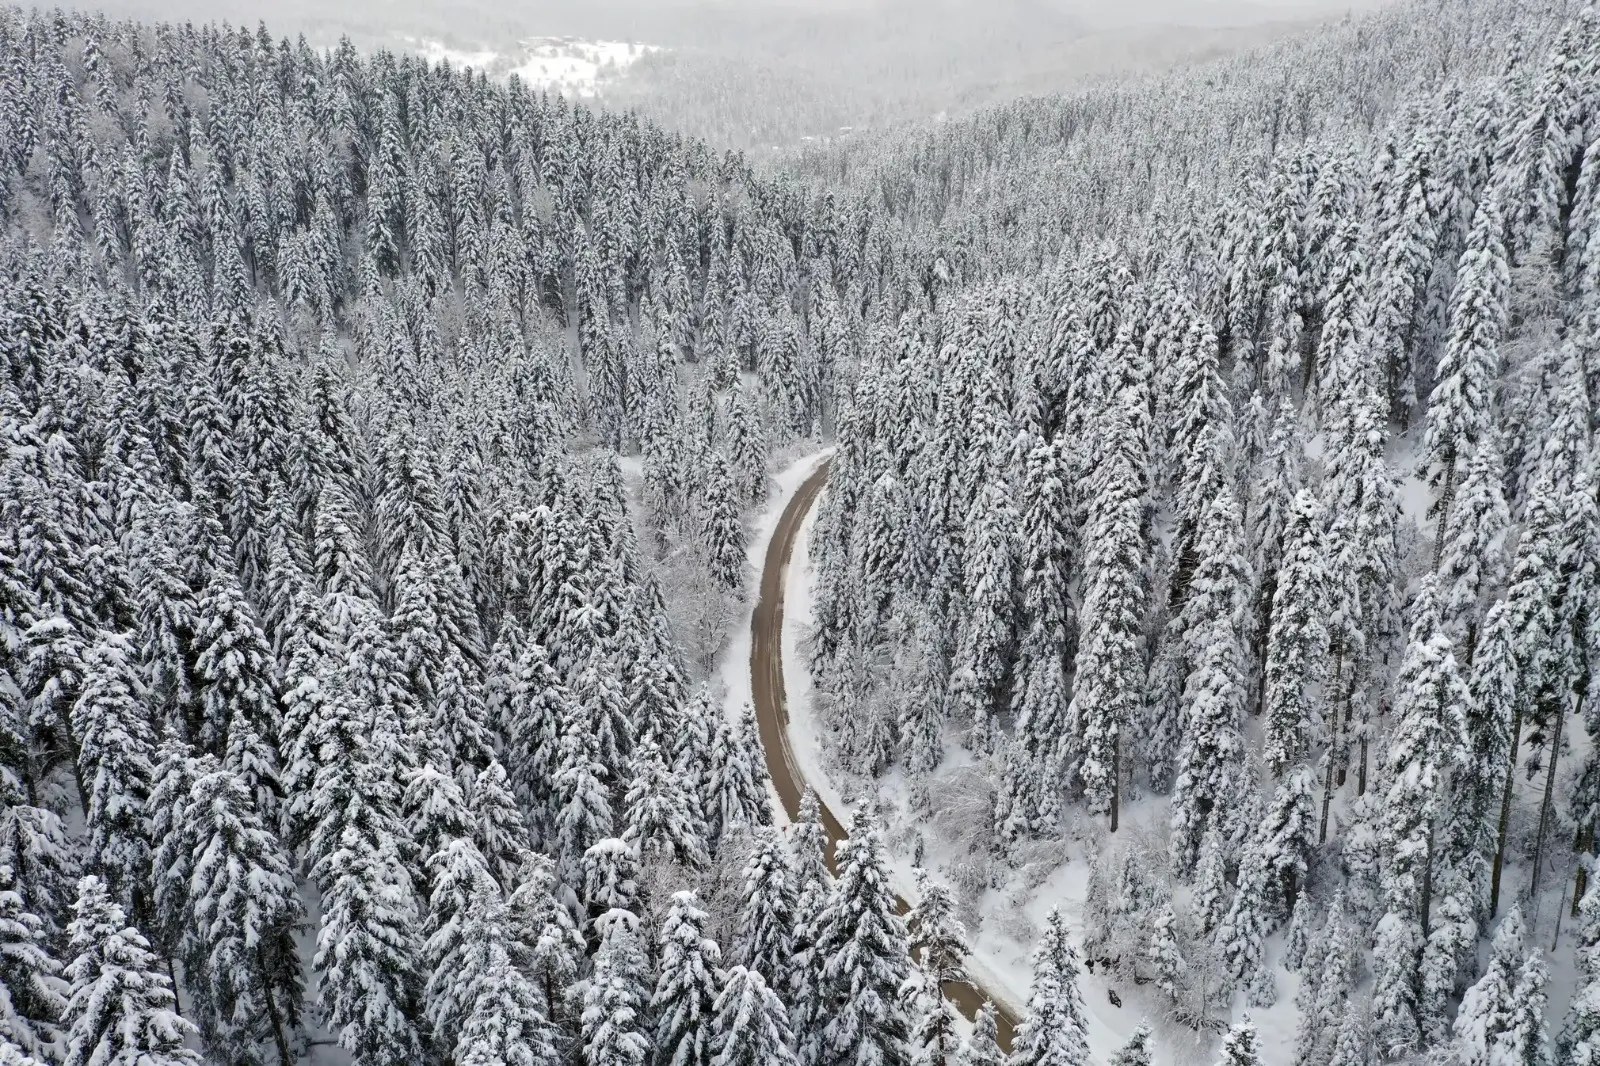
[749,457,1022,1050]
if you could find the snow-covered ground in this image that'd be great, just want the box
[402,36,660,96]
[404,37,498,72]
[510,38,661,97]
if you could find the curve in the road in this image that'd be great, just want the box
[749,456,1022,1050]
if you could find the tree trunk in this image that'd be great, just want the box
[167,956,185,1016]
[1330,653,1347,787]
[1571,821,1591,919]
[259,949,295,1066]
[1320,696,1342,845]
[1431,461,1456,573]
[1490,701,1525,918]
[1357,732,1368,796]
[1420,820,1437,938]
[1529,690,1573,903]
[1110,730,1120,833]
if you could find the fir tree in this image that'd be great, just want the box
[1068,434,1147,832]
[0,861,64,1060]
[71,635,157,915]
[709,966,797,1066]
[624,739,710,870]
[1372,578,1469,1057]
[907,871,966,1066]
[1449,908,1533,1066]
[1562,869,1600,1065]
[807,806,911,1066]
[652,891,724,1066]
[1215,1019,1264,1066]
[1108,1026,1153,1066]
[961,1003,1005,1066]
[1007,908,1088,1066]
[735,828,796,991]
[1263,490,1328,777]
[582,911,652,1066]
[62,875,199,1066]
[148,751,302,1066]
[506,857,584,1027]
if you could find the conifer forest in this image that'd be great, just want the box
[1,0,1600,1064]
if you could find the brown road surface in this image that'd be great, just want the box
[749,456,1022,1050]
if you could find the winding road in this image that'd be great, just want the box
[749,457,1022,1050]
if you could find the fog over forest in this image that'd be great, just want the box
[47,0,1398,152]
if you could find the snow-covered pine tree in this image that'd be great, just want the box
[1108,1025,1154,1066]
[735,828,796,991]
[961,1002,1005,1066]
[71,635,157,916]
[1448,907,1533,1066]
[1417,866,1476,1048]
[652,891,724,1066]
[1068,417,1148,832]
[1283,891,1314,971]
[1424,193,1506,560]
[1371,577,1469,1058]
[1263,490,1328,777]
[582,910,652,1066]
[701,452,747,594]
[0,860,64,1060]
[582,838,641,927]
[552,720,617,887]
[1436,433,1509,650]
[1008,907,1088,1066]
[1217,765,1315,991]
[1193,823,1232,937]
[1143,901,1185,1006]
[311,764,424,1066]
[468,759,536,890]
[1294,890,1354,1066]
[807,805,911,1066]
[1010,435,1075,831]
[706,708,771,856]
[907,871,966,1066]
[506,856,585,1027]
[952,480,1020,750]
[1563,867,1600,1065]
[1169,498,1251,873]
[709,966,798,1066]
[61,875,198,1066]
[148,750,301,1066]
[624,738,709,870]
[1215,1018,1264,1066]
[787,788,832,1054]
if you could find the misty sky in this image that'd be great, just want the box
[57,0,1400,152]
[64,0,1396,44]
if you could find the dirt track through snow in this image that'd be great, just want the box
[748,457,1022,1050]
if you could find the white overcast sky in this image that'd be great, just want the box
[66,0,1398,39]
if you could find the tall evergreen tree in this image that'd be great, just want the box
[1007,907,1087,1066]
[709,966,798,1066]
[582,911,653,1066]
[1263,490,1328,777]
[806,806,911,1066]
[62,875,198,1066]
[652,891,724,1066]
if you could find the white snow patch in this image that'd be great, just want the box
[404,36,661,96]
[509,38,660,97]
[403,37,499,72]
